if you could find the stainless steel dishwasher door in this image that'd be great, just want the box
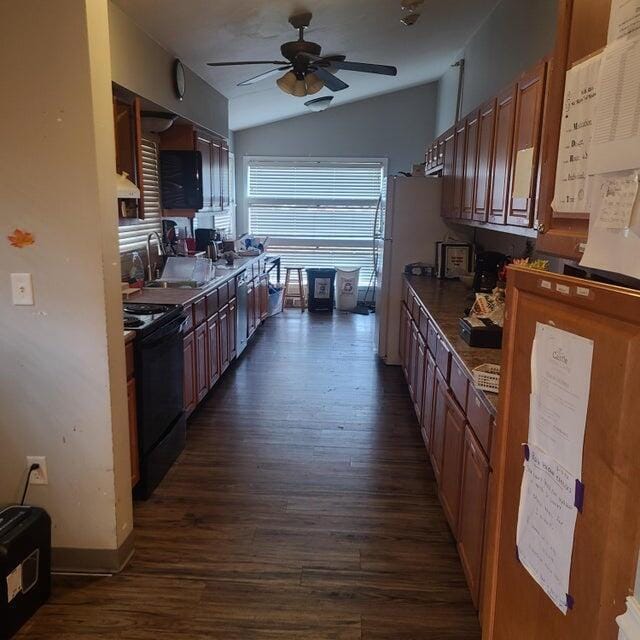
[236,273,248,356]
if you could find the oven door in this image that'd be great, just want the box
[136,315,185,456]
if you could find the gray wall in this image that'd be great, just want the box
[108,2,228,137]
[233,82,439,234]
[436,0,558,135]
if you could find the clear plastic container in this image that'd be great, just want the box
[129,252,145,288]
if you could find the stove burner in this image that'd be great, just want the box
[124,303,173,315]
[124,315,144,328]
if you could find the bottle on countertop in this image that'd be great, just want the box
[129,251,145,289]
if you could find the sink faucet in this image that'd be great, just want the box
[146,232,164,281]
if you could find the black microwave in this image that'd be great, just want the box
[160,150,203,210]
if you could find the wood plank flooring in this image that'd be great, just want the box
[18,311,480,639]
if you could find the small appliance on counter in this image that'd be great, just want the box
[459,316,503,348]
[472,251,509,292]
[404,262,435,277]
[194,228,221,261]
[0,506,51,640]
[123,302,187,499]
[435,241,473,279]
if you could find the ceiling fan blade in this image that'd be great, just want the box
[311,67,349,92]
[238,66,292,86]
[329,60,398,76]
[207,60,290,66]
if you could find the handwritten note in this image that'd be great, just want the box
[594,171,638,228]
[552,55,601,215]
[608,0,640,42]
[589,35,640,175]
[516,444,579,615]
[529,323,594,479]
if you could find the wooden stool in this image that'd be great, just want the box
[281,267,306,312]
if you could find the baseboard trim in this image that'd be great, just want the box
[617,596,640,640]
[52,529,135,574]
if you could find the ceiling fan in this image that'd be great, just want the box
[207,12,398,97]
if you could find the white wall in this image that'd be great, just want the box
[233,82,439,235]
[436,0,558,134]
[0,0,133,567]
[108,1,228,138]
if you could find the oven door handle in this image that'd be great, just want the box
[139,314,187,348]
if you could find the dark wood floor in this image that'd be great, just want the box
[19,311,480,639]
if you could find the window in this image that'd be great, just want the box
[118,136,162,252]
[246,158,385,284]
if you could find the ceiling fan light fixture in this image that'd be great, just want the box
[305,73,324,95]
[276,71,297,95]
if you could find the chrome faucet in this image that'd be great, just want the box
[146,232,165,281]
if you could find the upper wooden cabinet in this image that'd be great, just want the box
[441,126,457,217]
[488,85,517,225]
[462,110,480,220]
[474,99,497,223]
[536,0,611,258]
[507,61,547,227]
[451,119,467,219]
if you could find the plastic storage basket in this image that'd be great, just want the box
[472,364,501,394]
[335,267,361,311]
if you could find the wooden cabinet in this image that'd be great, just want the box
[441,127,457,216]
[211,140,222,212]
[421,352,436,451]
[197,135,213,210]
[220,144,230,209]
[413,332,426,423]
[207,313,220,389]
[461,110,480,220]
[452,119,467,219]
[489,85,517,224]
[474,99,497,222]
[439,391,466,536]
[536,0,610,259]
[457,425,490,607]
[430,369,448,483]
[183,330,197,415]
[195,322,208,403]
[259,274,269,321]
[247,280,256,338]
[219,304,230,374]
[407,321,418,401]
[507,61,547,227]
[125,341,140,489]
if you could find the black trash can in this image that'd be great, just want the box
[306,268,336,312]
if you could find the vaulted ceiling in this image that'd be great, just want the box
[113,0,499,130]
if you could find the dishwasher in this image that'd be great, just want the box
[236,270,249,356]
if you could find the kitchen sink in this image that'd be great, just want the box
[144,280,204,289]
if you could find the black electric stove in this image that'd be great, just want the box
[123,302,187,499]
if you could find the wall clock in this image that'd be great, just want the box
[173,59,186,101]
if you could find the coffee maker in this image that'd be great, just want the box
[472,251,508,292]
[194,228,220,261]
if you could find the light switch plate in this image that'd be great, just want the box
[11,273,34,305]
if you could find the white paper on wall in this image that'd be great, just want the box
[512,147,535,199]
[529,323,594,479]
[608,0,640,42]
[552,55,601,215]
[594,171,639,229]
[580,171,640,278]
[516,443,580,615]
[589,35,640,175]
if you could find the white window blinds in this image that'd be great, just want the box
[247,159,384,283]
[118,136,163,252]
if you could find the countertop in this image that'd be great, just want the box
[126,254,276,308]
[406,275,501,412]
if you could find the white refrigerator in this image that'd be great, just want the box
[375,176,450,365]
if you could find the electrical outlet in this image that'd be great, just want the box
[26,456,48,485]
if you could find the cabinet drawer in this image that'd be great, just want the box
[193,297,207,327]
[182,303,194,333]
[228,277,236,299]
[427,320,438,355]
[450,358,469,412]
[205,289,219,317]
[467,386,493,459]
[436,337,451,381]
[218,281,229,307]
[125,341,135,380]
[419,307,429,340]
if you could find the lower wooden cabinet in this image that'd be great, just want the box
[195,322,208,403]
[413,333,426,423]
[183,330,197,415]
[439,390,466,537]
[126,360,140,488]
[207,313,220,389]
[259,274,269,321]
[421,352,436,450]
[229,298,237,360]
[457,425,490,607]
[430,370,448,483]
[219,304,230,374]
[247,281,256,338]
